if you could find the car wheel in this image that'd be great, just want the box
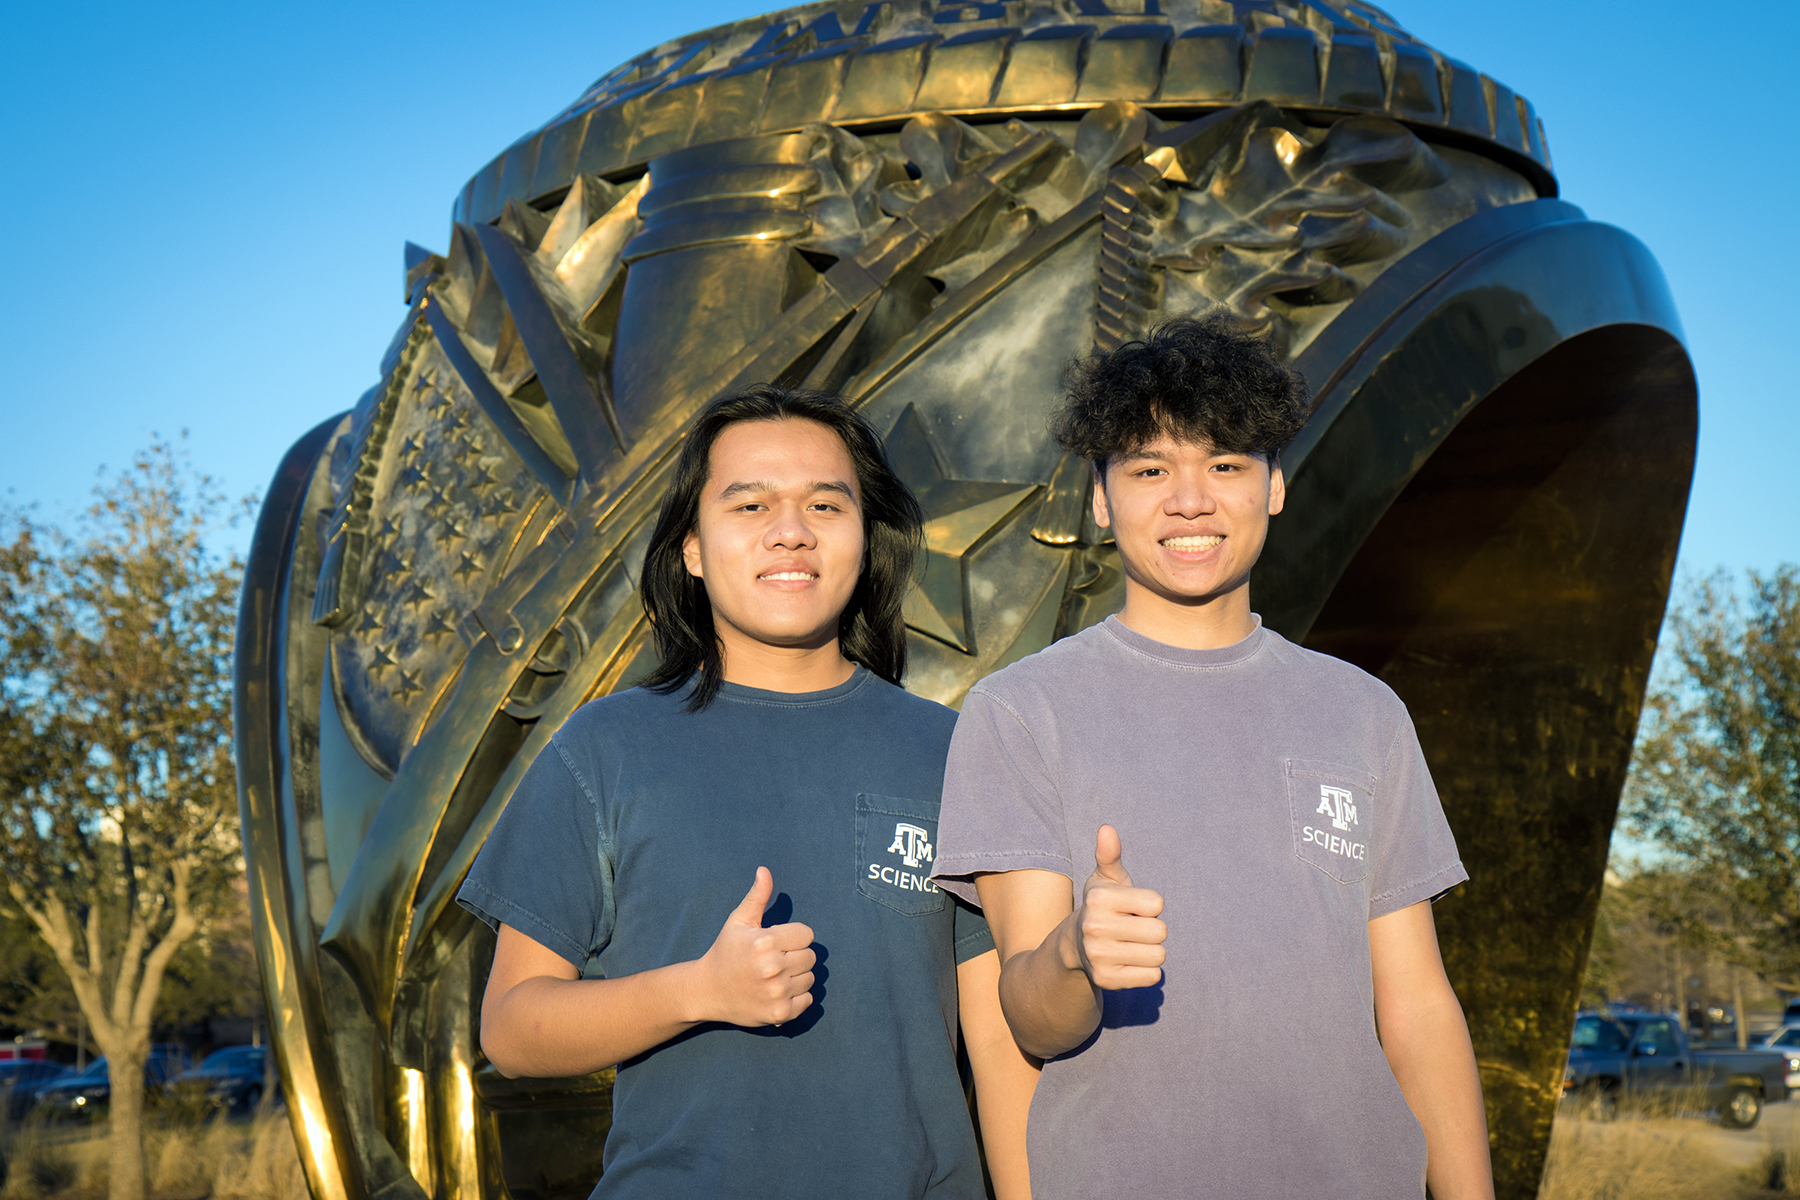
[1720,1086,1763,1130]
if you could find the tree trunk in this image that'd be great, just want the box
[1734,965,1749,1050]
[107,1043,149,1200]
[1673,945,1686,1025]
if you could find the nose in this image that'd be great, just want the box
[1163,470,1217,519]
[764,501,818,550]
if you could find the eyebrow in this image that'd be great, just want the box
[716,479,856,500]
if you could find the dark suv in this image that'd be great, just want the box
[169,1046,274,1115]
[32,1048,188,1120]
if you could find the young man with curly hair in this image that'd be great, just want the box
[930,314,1493,1199]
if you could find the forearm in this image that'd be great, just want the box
[482,959,702,1077]
[960,950,1041,1200]
[997,914,1103,1059]
[1379,991,1492,1200]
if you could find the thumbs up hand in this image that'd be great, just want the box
[1075,825,1166,991]
[693,867,817,1027]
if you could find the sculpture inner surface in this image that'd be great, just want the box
[234,4,1696,1199]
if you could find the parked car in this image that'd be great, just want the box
[1563,1011,1791,1129]
[32,1048,189,1121]
[1754,1024,1800,1088]
[168,1046,273,1115]
[0,1060,69,1120]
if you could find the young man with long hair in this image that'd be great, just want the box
[930,315,1493,1199]
[458,385,1035,1199]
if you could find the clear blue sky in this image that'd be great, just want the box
[2,1,1793,580]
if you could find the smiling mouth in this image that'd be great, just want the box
[1161,535,1223,550]
[759,571,818,581]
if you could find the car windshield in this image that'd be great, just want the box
[68,1058,108,1081]
[1572,1016,1631,1053]
[199,1047,261,1070]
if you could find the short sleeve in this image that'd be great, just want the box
[952,897,996,964]
[456,738,614,969]
[930,687,1073,905]
[1367,715,1468,919]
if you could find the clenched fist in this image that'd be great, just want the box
[692,867,817,1027]
[1073,825,1166,991]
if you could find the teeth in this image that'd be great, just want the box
[1162,535,1223,549]
[760,572,817,581]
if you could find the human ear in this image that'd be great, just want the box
[1267,459,1286,517]
[682,527,704,578]
[1090,467,1113,529]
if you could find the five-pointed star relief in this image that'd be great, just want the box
[884,405,1039,655]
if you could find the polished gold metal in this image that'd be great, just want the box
[237,4,1695,1198]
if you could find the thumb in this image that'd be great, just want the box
[727,867,774,927]
[1093,824,1133,886]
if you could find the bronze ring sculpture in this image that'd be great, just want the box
[234,3,1696,1198]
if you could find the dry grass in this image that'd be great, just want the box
[1538,1090,1791,1200]
[0,1109,307,1200]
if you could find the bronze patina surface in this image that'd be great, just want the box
[234,4,1696,1197]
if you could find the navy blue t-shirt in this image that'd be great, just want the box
[457,668,994,1200]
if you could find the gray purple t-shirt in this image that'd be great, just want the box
[458,669,994,1200]
[931,616,1467,1200]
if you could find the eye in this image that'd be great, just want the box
[733,502,768,513]
[1134,467,1166,478]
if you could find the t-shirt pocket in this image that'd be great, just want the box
[856,793,949,916]
[1286,759,1375,885]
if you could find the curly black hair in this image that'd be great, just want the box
[1054,312,1311,475]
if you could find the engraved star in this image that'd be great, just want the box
[401,580,434,610]
[453,551,482,582]
[468,462,500,493]
[423,487,452,517]
[380,547,415,576]
[399,463,430,492]
[445,407,469,433]
[453,437,483,464]
[438,513,469,543]
[368,643,398,677]
[412,371,435,392]
[355,608,383,636]
[425,391,454,417]
[885,404,1040,655]
[483,489,520,517]
[393,670,423,702]
[377,516,402,543]
[422,609,459,644]
[399,436,424,461]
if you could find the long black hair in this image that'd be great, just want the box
[638,384,923,711]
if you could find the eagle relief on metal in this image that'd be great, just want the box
[233,3,1697,1199]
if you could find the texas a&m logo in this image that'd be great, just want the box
[1302,784,1366,863]
[887,822,933,869]
[867,821,940,895]
[1317,785,1357,832]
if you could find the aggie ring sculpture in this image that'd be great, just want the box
[234,3,1697,1197]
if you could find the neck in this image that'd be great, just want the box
[715,628,857,693]
[1116,581,1258,650]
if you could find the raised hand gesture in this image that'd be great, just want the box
[693,867,817,1027]
[1074,825,1167,991]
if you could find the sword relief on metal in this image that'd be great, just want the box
[233,4,1697,1198]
